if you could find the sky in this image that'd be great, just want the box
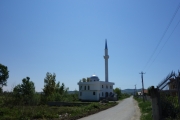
[0,1,180,92]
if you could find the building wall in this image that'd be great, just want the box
[78,81,114,101]
[79,90,100,101]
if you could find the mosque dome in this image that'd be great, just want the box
[90,74,100,82]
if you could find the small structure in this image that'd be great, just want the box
[77,40,116,101]
[137,92,142,95]
[137,89,148,96]
[78,74,115,101]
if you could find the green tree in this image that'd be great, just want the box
[43,72,68,97]
[114,88,122,98]
[43,72,56,96]
[55,82,68,94]
[87,77,90,82]
[0,63,9,89]
[82,78,87,82]
[13,77,35,104]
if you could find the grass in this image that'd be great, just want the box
[134,97,152,120]
[0,102,117,120]
[0,92,120,120]
[119,94,131,100]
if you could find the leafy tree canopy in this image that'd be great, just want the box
[43,72,68,96]
[13,77,35,104]
[80,77,90,82]
[87,77,90,82]
[114,88,122,98]
[43,72,56,96]
[82,78,86,82]
[0,63,9,87]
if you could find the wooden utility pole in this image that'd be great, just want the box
[134,84,136,96]
[140,71,145,102]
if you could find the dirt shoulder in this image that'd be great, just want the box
[131,98,141,120]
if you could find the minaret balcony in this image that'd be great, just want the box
[104,55,109,59]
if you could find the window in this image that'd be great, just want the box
[88,86,90,90]
[80,92,82,96]
[84,86,86,90]
[80,86,82,90]
[105,92,108,97]
[93,92,95,95]
[102,92,103,96]
[106,85,108,89]
[102,85,103,88]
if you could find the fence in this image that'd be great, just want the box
[149,71,180,120]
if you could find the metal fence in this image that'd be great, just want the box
[149,71,180,120]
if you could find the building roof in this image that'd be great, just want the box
[90,74,99,81]
[90,74,99,78]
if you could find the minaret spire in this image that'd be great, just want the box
[105,39,108,49]
[104,39,109,82]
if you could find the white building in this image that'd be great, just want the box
[77,40,115,101]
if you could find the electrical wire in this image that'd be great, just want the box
[143,2,180,71]
[146,19,180,72]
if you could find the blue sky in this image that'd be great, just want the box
[1,1,180,92]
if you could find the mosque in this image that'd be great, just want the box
[77,40,116,101]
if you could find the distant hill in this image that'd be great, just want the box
[121,89,142,95]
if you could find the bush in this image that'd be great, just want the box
[160,94,180,119]
[0,88,2,94]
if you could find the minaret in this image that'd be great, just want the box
[104,40,109,82]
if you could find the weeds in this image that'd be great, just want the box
[134,97,152,120]
[0,100,117,120]
[0,90,117,119]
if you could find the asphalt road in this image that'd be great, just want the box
[78,96,141,120]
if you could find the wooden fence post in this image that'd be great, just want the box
[150,86,161,120]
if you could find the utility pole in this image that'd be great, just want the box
[134,84,136,96]
[139,71,145,102]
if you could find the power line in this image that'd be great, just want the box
[143,2,180,71]
[146,19,180,71]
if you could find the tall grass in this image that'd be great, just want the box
[0,91,117,119]
[0,101,117,120]
[134,96,152,120]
